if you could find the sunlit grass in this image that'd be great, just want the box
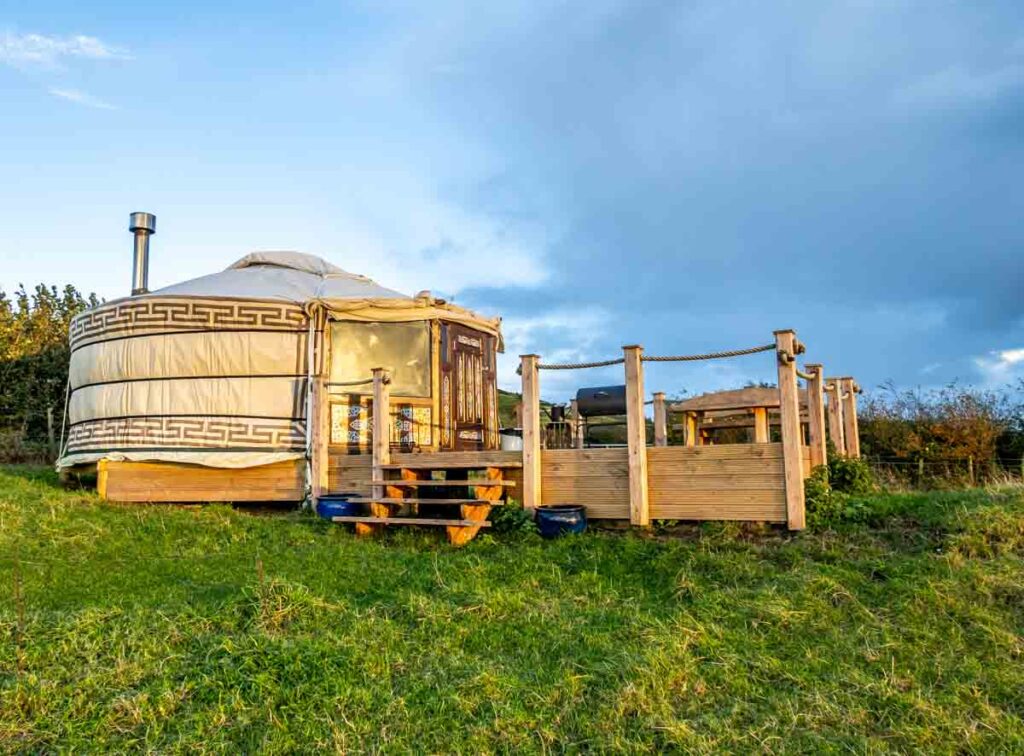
[1,466,1022,751]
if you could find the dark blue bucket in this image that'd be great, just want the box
[317,493,364,520]
[536,504,587,538]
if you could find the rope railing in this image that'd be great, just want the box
[529,343,776,372]
[642,344,776,362]
[796,368,815,381]
[536,357,625,371]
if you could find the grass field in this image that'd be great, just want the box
[1,466,1023,752]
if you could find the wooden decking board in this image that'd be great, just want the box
[342,497,502,506]
[367,479,516,487]
[379,461,522,470]
[331,516,491,527]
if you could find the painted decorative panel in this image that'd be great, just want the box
[330,400,432,447]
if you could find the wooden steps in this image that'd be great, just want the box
[326,454,517,546]
[331,516,491,528]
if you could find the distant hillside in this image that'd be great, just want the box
[497,389,556,428]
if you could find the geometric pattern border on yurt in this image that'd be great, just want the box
[64,416,307,453]
[70,298,307,351]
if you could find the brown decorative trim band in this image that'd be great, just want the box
[65,415,307,453]
[69,298,308,351]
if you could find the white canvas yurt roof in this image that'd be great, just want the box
[58,252,500,471]
[152,251,408,301]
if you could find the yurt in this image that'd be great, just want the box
[58,213,503,503]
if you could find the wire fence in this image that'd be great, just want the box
[0,407,63,464]
[864,454,1024,488]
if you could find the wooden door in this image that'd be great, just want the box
[442,324,498,450]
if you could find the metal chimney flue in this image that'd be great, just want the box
[129,211,156,295]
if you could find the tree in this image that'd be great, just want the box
[0,284,99,460]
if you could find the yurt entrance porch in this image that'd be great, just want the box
[312,322,516,546]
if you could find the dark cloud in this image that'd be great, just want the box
[418,0,1024,396]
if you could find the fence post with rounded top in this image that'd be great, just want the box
[653,392,667,447]
[806,363,827,469]
[775,330,806,530]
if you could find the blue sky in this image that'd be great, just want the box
[1,0,1022,400]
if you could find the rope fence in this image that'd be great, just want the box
[642,344,776,362]
[530,342,777,371]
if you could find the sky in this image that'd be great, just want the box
[1,0,1022,401]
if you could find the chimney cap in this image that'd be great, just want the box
[129,211,156,233]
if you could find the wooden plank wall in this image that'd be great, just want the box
[328,454,373,496]
[648,444,787,522]
[540,445,789,523]
[542,448,630,519]
[100,459,305,503]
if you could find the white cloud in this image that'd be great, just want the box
[974,347,1024,385]
[496,307,616,396]
[0,31,128,70]
[48,87,117,110]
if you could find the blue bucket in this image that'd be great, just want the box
[317,492,364,520]
[536,504,587,538]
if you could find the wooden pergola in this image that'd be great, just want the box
[664,377,859,461]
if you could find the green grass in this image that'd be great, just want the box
[2,466,1023,752]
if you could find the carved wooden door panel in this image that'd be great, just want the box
[441,324,498,450]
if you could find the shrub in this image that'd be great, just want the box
[805,459,878,528]
[488,498,537,535]
[859,381,1024,487]
[827,453,875,495]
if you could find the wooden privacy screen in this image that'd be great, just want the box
[542,448,630,519]
[541,444,793,522]
[648,445,786,522]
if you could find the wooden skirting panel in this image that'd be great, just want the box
[647,444,787,523]
[802,446,813,478]
[99,459,305,503]
[328,454,373,495]
[542,448,630,519]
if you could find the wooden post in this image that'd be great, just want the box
[653,392,667,447]
[520,355,542,513]
[684,412,697,447]
[775,330,806,531]
[840,377,860,459]
[570,399,584,449]
[752,407,769,443]
[371,367,391,502]
[805,364,827,469]
[623,345,650,527]
[46,406,56,459]
[310,316,332,507]
[96,459,109,500]
[825,378,846,456]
